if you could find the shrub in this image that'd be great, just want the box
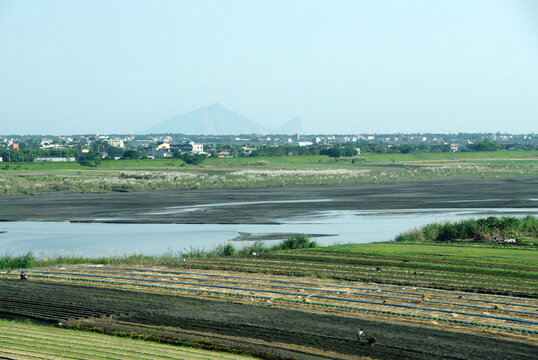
[0,252,37,270]
[394,216,537,243]
[274,235,317,250]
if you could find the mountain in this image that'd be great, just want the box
[145,103,270,135]
[276,117,302,134]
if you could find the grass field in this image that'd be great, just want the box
[0,319,257,360]
[0,150,536,195]
[358,150,538,164]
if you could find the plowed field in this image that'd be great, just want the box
[1,266,537,360]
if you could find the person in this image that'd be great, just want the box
[357,328,365,343]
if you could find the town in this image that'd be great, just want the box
[0,132,536,164]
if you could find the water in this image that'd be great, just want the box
[1,207,536,258]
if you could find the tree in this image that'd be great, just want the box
[173,152,207,165]
[121,149,143,160]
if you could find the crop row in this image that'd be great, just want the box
[0,329,247,360]
[30,268,538,317]
[21,270,538,330]
[181,258,534,295]
[76,266,538,306]
[2,321,249,360]
[293,249,538,272]
[183,256,534,284]
[19,272,538,336]
[263,253,538,279]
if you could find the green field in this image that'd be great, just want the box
[358,150,538,164]
[312,242,538,266]
[174,241,538,297]
[0,150,536,195]
[0,319,257,360]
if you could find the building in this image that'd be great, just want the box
[171,141,204,154]
[105,138,125,148]
[34,157,76,163]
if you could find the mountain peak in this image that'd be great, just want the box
[145,104,303,135]
[276,117,303,134]
[145,104,269,135]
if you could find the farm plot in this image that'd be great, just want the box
[0,319,257,360]
[180,256,537,296]
[0,293,119,324]
[13,265,538,336]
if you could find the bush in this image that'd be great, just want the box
[394,216,537,243]
[0,252,37,270]
[174,152,207,165]
[274,235,317,250]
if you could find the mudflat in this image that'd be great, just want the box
[0,178,536,224]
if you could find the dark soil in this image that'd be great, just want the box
[0,178,536,223]
[1,279,536,360]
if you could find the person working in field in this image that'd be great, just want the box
[357,328,365,343]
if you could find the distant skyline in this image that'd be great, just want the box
[0,0,537,135]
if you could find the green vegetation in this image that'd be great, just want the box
[0,150,536,195]
[179,242,538,296]
[0,319,257,360]
[395,216,538,244]
[0,235,317,271]
[3,233,536,296]
[358,150,538,164]
[277,234,317,250]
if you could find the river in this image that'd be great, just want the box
[1,206,536,258]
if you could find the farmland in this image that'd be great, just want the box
[1,239,537,359]
[0,319,257,360]
[1,249,537,359]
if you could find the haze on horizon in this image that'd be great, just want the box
[0,0,537,135]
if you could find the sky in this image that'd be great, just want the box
[0,0,537,135]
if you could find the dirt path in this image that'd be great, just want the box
[1,279,536,360]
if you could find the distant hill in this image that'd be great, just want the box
[145,103,271,135]
[145,104,302,135]
[276,117,303,134]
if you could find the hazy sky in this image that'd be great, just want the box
[1,0,537,135]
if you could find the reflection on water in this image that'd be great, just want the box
[1,208,537,258]
[144,199,333,215]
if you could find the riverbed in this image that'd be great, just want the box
[1,207,536,257]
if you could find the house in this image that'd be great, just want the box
[156,142,171,150]
[105,138,125,148]
[218,150,232,158]
[239,146,256,156]
[151,148,173,158]
[171,141,204,154]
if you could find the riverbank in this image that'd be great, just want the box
[0,178,536,224]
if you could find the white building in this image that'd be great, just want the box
[105,138,125,148]
[174,141,204,154]
[34,157,76,163]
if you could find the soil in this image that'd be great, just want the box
[0,178,536,223]
[1,279,536,360]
